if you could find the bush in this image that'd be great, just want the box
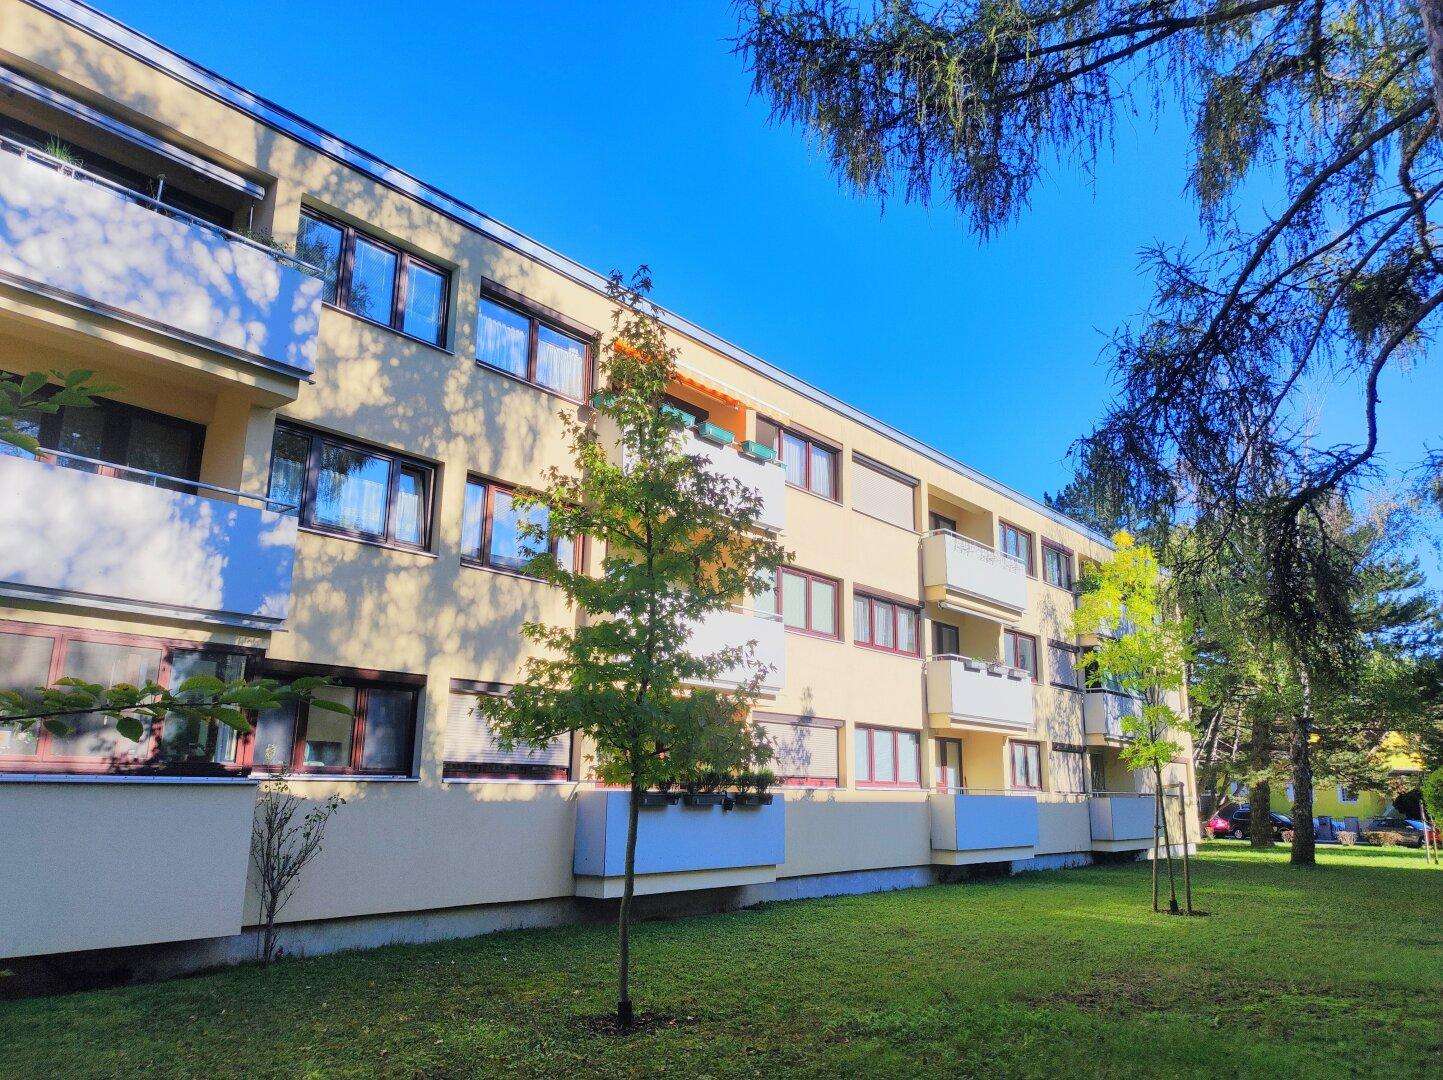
[1422,768,1443,825]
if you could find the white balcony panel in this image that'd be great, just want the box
[0,455,298,628]
[921,531,1027,615]
[685,431,786,533]
[1089,794,1155,847]
[1083,690,1142,742]
[687,606,785,693]
[0,148,321,376]
[927,658,1034,732]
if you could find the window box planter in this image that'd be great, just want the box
[740,440,777,463]
[1005,667,1027,681]
[695,421,735,447]
[660,403,695,425]
[636,791,677,809]
[731,792,774,808]
[682,792,728,808]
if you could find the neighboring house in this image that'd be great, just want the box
[0,0,1197,980]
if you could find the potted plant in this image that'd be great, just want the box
[732,768,776,807]
[637,775,679,808]
[682,770,728,807]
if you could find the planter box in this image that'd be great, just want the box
[573,789,785,897]
[929,793,1038,865]
[695,421,735,446]
[740,440,776,462]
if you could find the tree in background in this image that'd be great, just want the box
[1073,532,1196,914]
[738,0,1443,693]
[479,269,787,1029]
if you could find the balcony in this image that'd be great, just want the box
[0,139,322,378]
[1083,689,1141,743]
[930,792,1039,865]
[687,605,785,694]
[0,451,298,629]
[1089,793,1155,849]
[684,429,786,533]
[573,789,786,897]
[926,656,1035,733]
[921,530,1027,619]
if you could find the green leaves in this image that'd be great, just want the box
[0,368,119,454]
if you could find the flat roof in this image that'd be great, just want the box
[27,0,1112,548]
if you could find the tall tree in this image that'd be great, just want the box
[738,0,1443,673]
[479,270,787,1028]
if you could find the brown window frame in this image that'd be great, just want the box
[442,681,573,782]
[1004,628,1040,681]
[299,207,450,347]
[759,417,840,502]
[853,591,922,656]
[461,475,578,577]
[1009,739,1043,791]
[269,421,435,552]
[854,723,922,788]
[998,520,1035,576]
[1049,640,1083,691]
[1042,540,1075,590]
[475,282,596,404]
[0,619,259,775]
[769,565,842,639]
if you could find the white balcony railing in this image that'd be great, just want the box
[686,606,785,693]
[930,791,1040,862]
[921,530,1027,615]
[684,429,786,533]
[1083,689,1142,741]
[926,655,1035,732]
[0,451,298,629]
[1088,793,1155,844]
[0,138,322,377]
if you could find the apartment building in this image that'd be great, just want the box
[0,0,1197,978]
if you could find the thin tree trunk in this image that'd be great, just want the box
[1420,0,1443,129]
[1151,787,1162,912]
[1289,668,1317,866]
[1249,710,1274,849]
[617,780,642,1027]
[1177,782,1195,914]
[1155,762,1180,914]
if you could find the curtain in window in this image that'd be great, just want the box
[477,299,529,376]
[314,443,390,535]
[535,326,586,398]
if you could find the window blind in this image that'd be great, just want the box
[444,692,569,770]
[852,458,915,530]
[760,719,839,783]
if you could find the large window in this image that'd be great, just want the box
[1004,629,1039,680]
[853,592,920,655]
[756,713,840,787]
[761,566,840,638]
[296,209,450,345]
[475,291,591,401]
[0,622,254,772]
[1049,641,1082,690]
[756,418,838,501]
[443,683,571,780]
[998,521,1035,575]
[461,477,576,575]
[252,664,420,776]
[268,423,433,550]
[1042,542,1074,590]
[1009,740,1043,791]
[854,724,921,787]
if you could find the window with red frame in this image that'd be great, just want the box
[1042,541,1074,590]
[761,566,840,638]
[461,476,576,575]
[251,666,420,776]
[853,592,920,655]
[1004,629,1039,680]
[0,622,255,772]
[1010,740,1043,791]
[998,520,1035,574]
[757,417,839,500]
[854,724,921,786]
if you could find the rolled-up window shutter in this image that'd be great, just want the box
[444,692,570,772]
[760,719,839,783]
[852,458,915,530]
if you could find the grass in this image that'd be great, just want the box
[5,843,1440,1078]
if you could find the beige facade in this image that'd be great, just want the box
[0,1,1196,966]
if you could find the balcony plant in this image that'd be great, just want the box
[733,768,777,807]
[477,268,788,1030]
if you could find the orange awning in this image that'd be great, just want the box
[672,369,746,410]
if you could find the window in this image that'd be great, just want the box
[853,592,920,655]
[267,423,433,549]
[443,684,571,780]
[1004,629,1039,680]
[933,622,961,657]
[757,713,840,786]
[1338,785,1359,804]
[1043,542,1074,590]
[296,209,449,345]
[461,477,576,575]
[998,521,1034,574]
[1049,641,1081,690]
[1010,740,1042,791]
[936,738,964,792]
[929,512,957,533]
[0,622,255,772]
[252,664,420,776]
[757,418,838,500]
[851,456,915,529]
[854,725,921,787]
[760,567,840,638]
[476,292,590,401]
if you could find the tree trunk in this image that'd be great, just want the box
[1154,761,1180,914]
[1289,668,1317,866]
[1176,782,1195,914]
[616,781,642,1027]
[1420,0,1443,129]
[1151,787,1162,913]
[1248,710,1274,848]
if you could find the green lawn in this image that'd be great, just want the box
[6,843,1440,1078]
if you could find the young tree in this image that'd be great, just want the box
[250,770,345,964]
[1073,531,1196,913]
[478,269,788,1028]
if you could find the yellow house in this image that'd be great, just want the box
[1269,735,1428,822]
[0,0,1198,979]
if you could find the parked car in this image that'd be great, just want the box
[1362,816,1438,848]
[1210,807,1293,840]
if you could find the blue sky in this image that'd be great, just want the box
[103,0,1441,580]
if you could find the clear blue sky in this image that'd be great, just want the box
[103,0,1442,580]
